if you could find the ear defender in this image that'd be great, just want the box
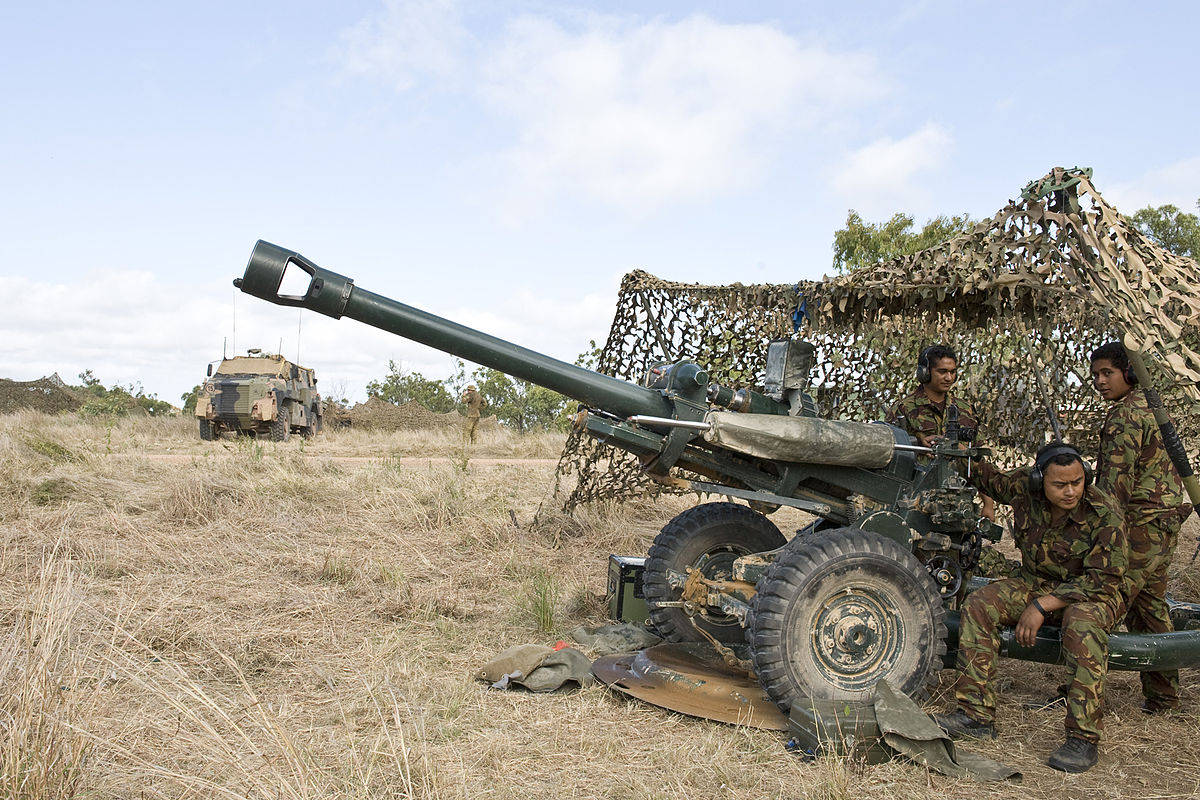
[1029,442,1093,494]
[916,347,934,385]
[1123,362,1138,386]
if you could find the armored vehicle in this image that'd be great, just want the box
[195,348,323,441]
[233,241,1200,714]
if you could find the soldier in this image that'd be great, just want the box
[461,384,484,443]
[1090,341,1189,714]
[935,442,1129,774]
[888,345,995,520]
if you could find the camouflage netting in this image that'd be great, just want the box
[345,397,499,432]
[0,374,86,415]
[552,167,1200,511]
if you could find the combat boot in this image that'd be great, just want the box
[1047,737,1098,773]
[932,710,996,740]
[1140,699,1178,715]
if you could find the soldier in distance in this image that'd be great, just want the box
[935,442,1130,774]
[1090,341,1190,714]
[461,384,484,444]
[887,344,995,521]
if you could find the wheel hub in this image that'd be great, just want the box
[692,547,746,627]
[810,588,904,692]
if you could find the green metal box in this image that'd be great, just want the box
[607,555,649,626]
[787,698,892,764]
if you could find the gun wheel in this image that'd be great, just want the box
[749,528,946,710]
[198,419,215,441]
[644,502,786,645]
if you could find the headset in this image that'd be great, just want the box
[916,347,936,385]
[1029,441,1093,495]
[1121,359,1138,387]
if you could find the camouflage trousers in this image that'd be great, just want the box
[464,416,480,443]
[1125,511,1185,709]
[955,577,1121,743]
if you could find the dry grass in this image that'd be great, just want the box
[0,410,1198,798]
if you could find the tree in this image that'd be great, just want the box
[469,367,570,433]
[574,339,604,370]
[365,360,456,412]
[73,371,174,416]
[832,211,977,274]
[1129,200,1200,259]
[181,384,202,414]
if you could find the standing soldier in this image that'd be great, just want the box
[936,443,1129,773]
[888,345,995,520]
[1090,342,1190,714]
[461,384,484,443]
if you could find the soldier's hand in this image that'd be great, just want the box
[1015,604,1045,647]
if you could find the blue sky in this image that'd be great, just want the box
[2,1,1197,403]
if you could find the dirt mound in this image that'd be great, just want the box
[0,374,87,414]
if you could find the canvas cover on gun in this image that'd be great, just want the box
[702,411,896,468]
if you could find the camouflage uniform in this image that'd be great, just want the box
[462,388,483,443]
[955,463,1129,743]
[1096,387,1189,710]
[886,386,982,445]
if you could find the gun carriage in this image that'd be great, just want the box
[235,240,1200,713]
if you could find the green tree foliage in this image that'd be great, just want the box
[574,339,603,370]
[181,384,202,414]
[468,367,570,433]
[1129,200,1200,259]
[74,371,174,416]
[365,360,456,412]
[832,211,977,274]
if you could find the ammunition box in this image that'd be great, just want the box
[607,555,649,626]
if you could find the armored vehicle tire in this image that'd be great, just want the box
[644,502,787,645]
[198,419,214,441]
[301,406,322,438]
[750,527,946,710]
[269,403,289,441]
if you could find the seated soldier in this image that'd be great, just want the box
[888,344,995,520]
[935,443,1129,774]
[1091,341,1190,713]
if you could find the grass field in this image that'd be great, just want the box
[2,411,1198,799]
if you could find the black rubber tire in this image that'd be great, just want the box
[301,407,319,439]
[269,403,289,442]
[644,502,787,644]
[750,527,946,709]
[198,419,214,441]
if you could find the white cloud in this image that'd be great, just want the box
[332,5,884,214]
[1103,156,1200,213]
[0,270,616,406]
[335,0,467,90]
[830,123,953,217]
[482,14,883,213]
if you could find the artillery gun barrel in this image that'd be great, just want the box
[234,241,674,420]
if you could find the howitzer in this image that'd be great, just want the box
[235,240,1200,712]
